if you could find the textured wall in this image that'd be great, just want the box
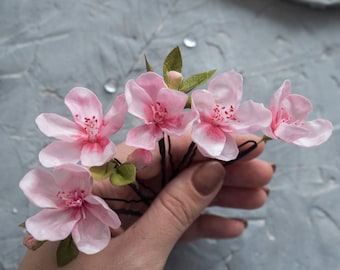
[1,0,339,269]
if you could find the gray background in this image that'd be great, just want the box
[1,0,340,269]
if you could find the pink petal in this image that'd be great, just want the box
[232,100,272,132]
[85,196,121,229]
[125,79,154,121]
[127,149,153,170]
[192,122,225,157]
[292,119,333,147]
[217,134,239,162]
[102,94,127,137]
[52,164,92,195]
[126,125,163,150]
[26,208,80,241]
[19,169,59,208]
[39,141,82,167]
[80,137,116,166]
[208,71,243,106]
[35,113,80,142]
[135,72,167,101]
[275,122,309,142]
[156,88,187,117]
[72,210,111,254]
[65,87,103,125]
[191,90,216,120]
[162,110,197,136]
[270,80,291,115]
[281,94,312,121]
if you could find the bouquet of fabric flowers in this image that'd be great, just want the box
[19,47,333,266]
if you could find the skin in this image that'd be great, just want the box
[19,133,274,270]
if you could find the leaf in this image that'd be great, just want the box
[163,46,182,84]
[110,162,136,186]
[57,235,79,267]
[90,162,116,180]
[144,55,154,72]
[179,69,216,93]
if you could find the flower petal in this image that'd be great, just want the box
[125,79,153,121]
[192,122,225,157]
[19,169,59,208]
[39,141,82,167]
[270,80,291,115]
[26,208,79,241]
[156,88,187,117]
[292,119,333,147]
[53,164,92,195]
[232,100,272,132]
[126,125,163,150]
[72,210,111,254]
[208,71,243,106]
[135,72,167,101]
[281,94,312,122]
[80,138,115,167]
[35,113,80,142]
[275,122,309,142]
[65,87,103,125]
[85,196,121,229]
[191,90,216,120]
[102,94,127,137]
[217,134,239,162]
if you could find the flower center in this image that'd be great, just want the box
[211,104,237,124]
[151,102,168,124]
[75,115,100,142]
[57,189,85,208]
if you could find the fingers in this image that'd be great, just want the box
[212,187,268,209]
[180,215,247,242]
[123,161,225,255]
[223,159,274,188]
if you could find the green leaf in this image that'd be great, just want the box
[110,162,136,186]
[144,54,154,72]
[163,46,182,84]
[57,235,79,267]
[90,161,116,180]
[179,69,216,93]
[185,95,192,109]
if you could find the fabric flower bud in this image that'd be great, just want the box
[167,70,183,90]
[127,149,153,170]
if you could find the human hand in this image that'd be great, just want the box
[19,133,274,270]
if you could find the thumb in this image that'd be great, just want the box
[126,161,225,255]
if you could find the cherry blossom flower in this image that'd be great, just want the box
[125,72,197,150]
[263,80,333,146]
[19,164,121,255]
[191,71,272,162]
[36,87,127,167]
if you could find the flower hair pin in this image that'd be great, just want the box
[19,46,333,267]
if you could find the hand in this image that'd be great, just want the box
[19,133,274,270]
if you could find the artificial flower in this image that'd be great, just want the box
[125,72,197,150]
[191,71,272,161]
[19,164,121,254]
[36,87,127,167]
[263,80,333,146]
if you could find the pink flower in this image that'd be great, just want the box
[125,72,197,150]
[36,87,127,167]
[263,80,333,146]
[19,164,121,254]
[191,71,272,161]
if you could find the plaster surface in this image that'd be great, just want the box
[1,1,340,269]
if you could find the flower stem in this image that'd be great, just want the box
[159,136,167,188]
[223,140,258,166]
[171,141,197,178]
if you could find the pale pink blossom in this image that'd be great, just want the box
[191,71,272,161]
[19,164,121,255]
[125,72,197,150]
[263,80,333,146]
[127,149,153,170]
[36,87,127,167]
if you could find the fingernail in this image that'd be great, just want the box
[263,187,270,196]
[235,218,248,229]
[270,163,276,173]
[192,161,225,196]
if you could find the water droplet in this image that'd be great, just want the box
[183,37,197,48]
[12,207,18,214]
[104,79,117,94]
